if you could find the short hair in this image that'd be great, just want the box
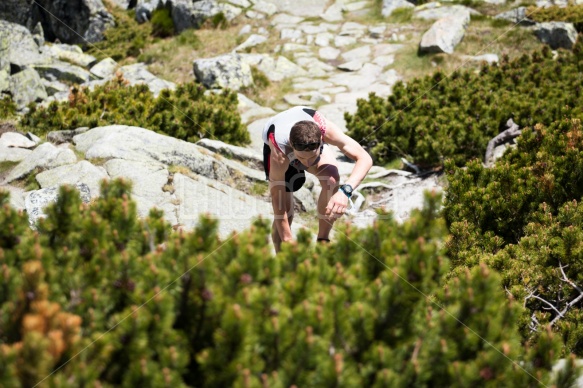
[290,120,321,147]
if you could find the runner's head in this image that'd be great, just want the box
[290,120,322,167]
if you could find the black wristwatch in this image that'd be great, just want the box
[339,184,353,198]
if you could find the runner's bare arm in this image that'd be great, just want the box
[323,117,373,189]
[269,142,294,242]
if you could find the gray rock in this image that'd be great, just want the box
[44,44,97,68]
[260,0,324,16]
[414,5,479,20]
[293,79,334,90]
[373,55,395,67]
[170,0,241,33]
[321,2,343,22]
[369,25,386,39]
[251,0,278,15]
[281,43,311,53]
[0,20,51,68]
[1,184,26,211]
[536,0,568,7]
[316,104,349,132]
[30,0,115,44]
[334,35,357,47]
[295,57,335,77]
[344,1,369,12]
[280,28,303,42]
[494,7,535,26]
[24,183,91,226]
[246,10,267,19]
[89,57,118,79]
[47,127,90,145]
[293,186,317,212]
[247,117,270,152]
[33,61,96,84]
[0,0,33,26]
[234,34,268,52]
[0,145,32,162]
[315,32,334,46]
[237,93,261,111]
[340,22,368,38]
[284,91,330,105]
[255,56,308,82]
[271,13,305,27]
[241,107,277,124]
[319,47,341,60]
[36,160,108,198]
[0,57,9,93]
[136,0,164,23]
[172,172,272,239]
[118,63,176,96]
[328,72,375,91]
[419,10,470,54]
[239,24,252,35]
[73,126,231,181]
[9,68,48,110]
[104,158,173,219]
[382,0,414,17]
[4,142,77,183]
[374,43,404,56]
[194,53,253,90]
[0,132,36,149]
[338,60,364,72]
[534,22,577,50]
[42,79,70,96]
[228,0,252,7]
[341,45,371,62]
[196,138,263,169]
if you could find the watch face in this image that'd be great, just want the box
[343,185,353,194]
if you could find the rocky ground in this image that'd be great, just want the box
[3,0,571,239]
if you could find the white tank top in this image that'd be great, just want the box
[262,106,327,170]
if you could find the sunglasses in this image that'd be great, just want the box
[291,141,321,151]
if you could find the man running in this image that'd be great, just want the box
[262,106,373,252]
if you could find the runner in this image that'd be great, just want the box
[263,106,373,252]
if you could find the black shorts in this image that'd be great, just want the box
[263,143,306,192]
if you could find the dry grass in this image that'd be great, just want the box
[392,17,546,82]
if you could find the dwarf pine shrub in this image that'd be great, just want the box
[19,74,250,146]
[444,118,583,356]
[528,4,583,32]
[85,6,152,61]
[345,42,583,167]
[0,183,575,386]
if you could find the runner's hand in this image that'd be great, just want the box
[325,191,349,220]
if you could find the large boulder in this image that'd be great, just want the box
[382,0,414,17]
[8,68,48,110]
[73,125,232,181]
[0,56,9,93]
[193,53,253,90]
[0,0,33,27]
[0,20,51,68]
[33,61,96,84]
[25,183,91,227]
[29,0,114,44]
[169,0,242,33]
[36,160,109,198]
[4,142,77,183]
[419,10,470,54]
[43,43,98,68]
[534,22,578,50]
